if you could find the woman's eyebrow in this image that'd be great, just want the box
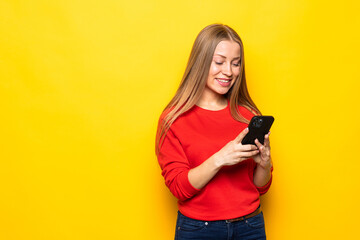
[214,54,240,60]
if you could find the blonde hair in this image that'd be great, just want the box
[156,24,260,154]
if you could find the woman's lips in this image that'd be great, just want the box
[216,78,232,87]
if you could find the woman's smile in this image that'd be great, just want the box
[215,78,232,87]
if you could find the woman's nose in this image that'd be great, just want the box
[222,62,232,76]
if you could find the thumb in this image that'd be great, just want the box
[234,127,249,143]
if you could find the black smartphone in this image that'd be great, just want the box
[241,116,274,145]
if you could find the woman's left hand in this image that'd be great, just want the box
[253,133,272,170]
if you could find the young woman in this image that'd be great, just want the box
[156,24,273,240]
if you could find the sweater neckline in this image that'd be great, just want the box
[193,101,229,114]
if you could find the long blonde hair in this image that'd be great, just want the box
[156,24,261,154]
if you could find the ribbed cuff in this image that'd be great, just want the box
[257,174,272,195]
[179,170,201,199]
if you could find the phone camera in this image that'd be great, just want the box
[252,118,263,128]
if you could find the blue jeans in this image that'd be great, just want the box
[175,210,266,240]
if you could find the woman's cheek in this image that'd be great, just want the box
[210,64,221,74]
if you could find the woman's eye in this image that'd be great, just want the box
[233,62,240,67]
[215,61,223,65]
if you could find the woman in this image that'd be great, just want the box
[156,24,273,240]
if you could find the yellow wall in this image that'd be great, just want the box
[1,0,359,239]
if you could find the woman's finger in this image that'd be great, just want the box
[254,138,269,159]
[234,128,249,143]
[237,149,259,158]
[239,144,258,152]
[254,139,263,150]
[264,133,270,148]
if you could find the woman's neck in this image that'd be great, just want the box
[196,92,228,111]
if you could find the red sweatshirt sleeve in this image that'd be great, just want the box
[157,127,201,201]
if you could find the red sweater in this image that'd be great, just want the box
[157,104,272,221]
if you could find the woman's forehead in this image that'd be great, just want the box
[213,40,241,58]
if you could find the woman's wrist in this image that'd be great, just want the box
[212,154,224,170]
[257,162,272,171]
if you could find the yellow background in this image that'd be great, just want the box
[1,0,359,239]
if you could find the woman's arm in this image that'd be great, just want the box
[253,133,273,187]
[188,128,259,189]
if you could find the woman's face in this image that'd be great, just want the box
[205,40,241,97]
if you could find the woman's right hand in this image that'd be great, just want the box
[213,128,259,168]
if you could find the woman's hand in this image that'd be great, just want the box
[253,133,272,170]
[213,128,260,168]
